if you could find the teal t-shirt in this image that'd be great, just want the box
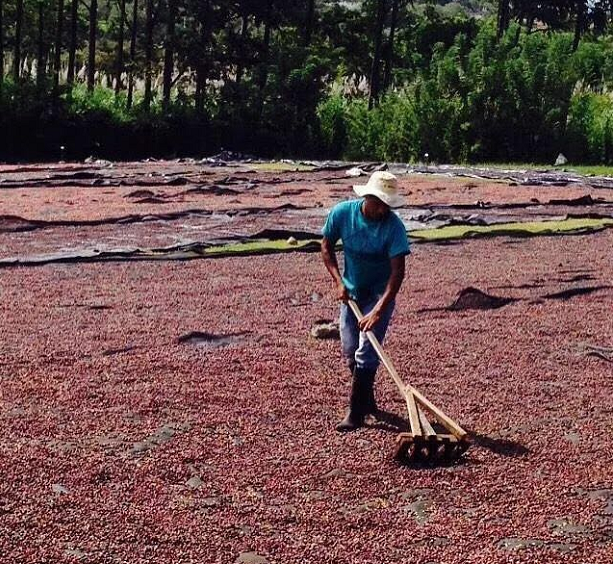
[322,199,410,298]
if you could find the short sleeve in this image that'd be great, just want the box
[388,217,410,258]
[322,204,342,244]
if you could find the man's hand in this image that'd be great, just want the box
[322,237,349,303]
[337,282,349,303]
[357,255,406,332]
[359,308,382,333]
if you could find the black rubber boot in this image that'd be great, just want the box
[362,368,378,416]
[336,366,368,432]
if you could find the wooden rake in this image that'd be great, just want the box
[348,300,470,465]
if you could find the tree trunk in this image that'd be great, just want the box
[67,0,78,85]
[195,73,204,113]
[87,0,98,91]
[13,0,24,81]
[573,0,586,51]
[115,0,126,96]
[53,0,65,98]
[303,0,315,46]
[368,0,387,109]
[144,0,154,111]
[0,0,4,89]
[254,0,273,119]
[162,0,177,109]
[195,0,210,114]
[497,0,510,40]
[383,0,400,91]
[257,0,273,95]
[37,2,46,88]
[127,0,139,109]
[235,12,248,86]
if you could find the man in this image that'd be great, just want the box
[321,170,410,432]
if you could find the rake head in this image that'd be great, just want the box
[393,433,470,466]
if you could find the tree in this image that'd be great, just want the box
[512,0,579,31]
[53,0,66,99]
[0,0,4,89]
[573,0,586,50]
[591,0,611,33]
[234,1,251,87]
[191,0,213,114]
[383,0,405,90]
[127,0,139,108]
[162,0,178,109]
[115,0,126,96]
[36,1,47,88]
[67,0,79,85]
[368,0,388,109]
[497,0,510,39]
[304,0,316,46]
[257,0,274,96]
[87,0,98,91]
[143,0,154,110]
[14,0,24,81]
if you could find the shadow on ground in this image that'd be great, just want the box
[469,432,530,457]
[367,410,410,433]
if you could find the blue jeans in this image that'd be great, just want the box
[340,295,395,371]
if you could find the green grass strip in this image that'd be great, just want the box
[198,217,613,257]
[204,239,318,255]
[410,217,613,241]
[246,162,315,172]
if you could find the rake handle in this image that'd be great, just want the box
[347,299,422,437]
[347,299,467,440]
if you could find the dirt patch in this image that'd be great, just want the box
[124,189,157,199]
[448,287,517,311]
[182,185,240,196]
[134,196,171,204]
[129,422,191,457]
[310,320,340,340]
[549,195,600,206]
[497,538,577,553]
[177,331,248,349]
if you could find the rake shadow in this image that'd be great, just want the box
[469,431,530,457]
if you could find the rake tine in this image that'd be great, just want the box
[415,437,430,464]
[441,440,457,461]
[394,433,413,462]
[428,437,444,464]
[408,446,421,464]
[422,442,436,464]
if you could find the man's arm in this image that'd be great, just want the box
[321,237,349,302]
[358,255,406,332]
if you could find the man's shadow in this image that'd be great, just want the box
[368,411,530,457]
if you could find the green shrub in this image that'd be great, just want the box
[315,22,613,165]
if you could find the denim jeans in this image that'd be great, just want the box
[340,294,395,371]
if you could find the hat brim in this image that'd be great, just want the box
[353,184,404,208]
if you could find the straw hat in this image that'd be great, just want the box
[353,171,404,208]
